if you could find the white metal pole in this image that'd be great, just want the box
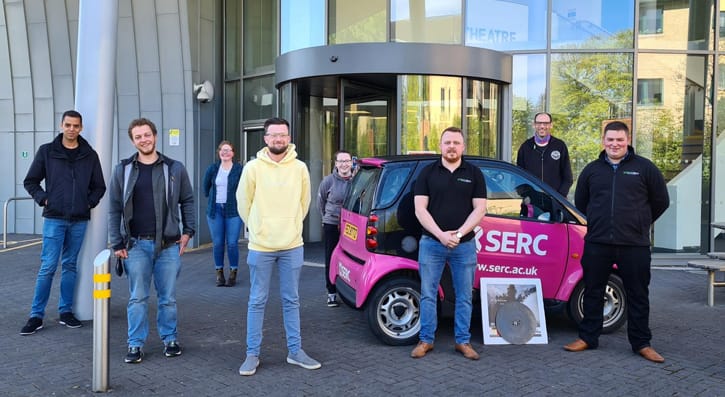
[72,0,118,320]
[92,249,111,392]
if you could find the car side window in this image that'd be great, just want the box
[343,168,380,215]
[375,164,414,208]
[481,167,554,221]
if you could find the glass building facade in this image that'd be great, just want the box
[226,0,725,253]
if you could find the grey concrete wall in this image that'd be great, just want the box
[0,0,222,246]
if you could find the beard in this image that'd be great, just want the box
[137,144,156,156]
[268,144,288,155]
[442,150,461,164]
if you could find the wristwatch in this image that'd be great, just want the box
[456,231,463,239]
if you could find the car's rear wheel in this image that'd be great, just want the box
[365,277,421,346]
[567,274,627,334]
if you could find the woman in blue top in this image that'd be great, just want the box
[203,141,243,286]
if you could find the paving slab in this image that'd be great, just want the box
[1,236,723,396]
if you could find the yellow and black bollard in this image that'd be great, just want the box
[92,249,111,392]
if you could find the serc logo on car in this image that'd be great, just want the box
[474,226,548,256]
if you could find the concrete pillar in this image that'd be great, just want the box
[73,0,118,320]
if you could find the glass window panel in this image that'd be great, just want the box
[281,0,325,53]
[279,83,292,122]
[321,97,339,175]
[391,0,462,44]
[637,78,664,106]
[224,81,241,152]
[243,0,277,75]
[511,54,547,161]
[639,4,663,35]
[400,75,462,154]
[638,54,712,253]
[715,56,725,249]
[342,84,390,157]
[466,80,499,158]
[465,0,547,51]
[243,75,276,121]
[549,52,633,184]
[225,0,241,79]
[639,0,714,51]
[329,0,386,44]
[551,0,634,49]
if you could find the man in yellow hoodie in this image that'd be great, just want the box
[236,117,320,376]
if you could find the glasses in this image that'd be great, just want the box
[534,121,552,126]
[265,133,289,139]
[336,160,352,164]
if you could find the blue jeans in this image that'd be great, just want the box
[418,236,476,344]
[206,204,242,270]
[30,218,88,318]
[125,240,181,347]
[245,247,303,356]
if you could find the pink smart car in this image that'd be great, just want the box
[330,156,626,345]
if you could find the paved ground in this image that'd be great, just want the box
[1,234,724,396]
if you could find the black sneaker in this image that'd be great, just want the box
[327,294,339,307]
[164,341,182,357]
[59,312,82,328]
[125,346,144,364]
[20,317,43,335]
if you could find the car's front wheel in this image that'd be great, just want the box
[365,277,421,346]
[567,273,627,334]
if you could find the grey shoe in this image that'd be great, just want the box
[286,349,321,370]
[239,355,260,376]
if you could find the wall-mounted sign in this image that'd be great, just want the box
[169,129,180,146]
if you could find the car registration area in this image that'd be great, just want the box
[343,222,358,240]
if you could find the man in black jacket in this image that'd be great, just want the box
[564,121,670,363]
[516,112,573,197]
[109,117,196,364]
[20,110,106,335]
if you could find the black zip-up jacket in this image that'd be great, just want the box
[574,147,669,247]
[108,152,196,254]
[23,134,106,220]
[516,135,573,196]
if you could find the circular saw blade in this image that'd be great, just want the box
[495,301,536,344]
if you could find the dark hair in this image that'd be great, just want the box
[440,126,464,139]
[603,121,630,136]
[533,112,552,123]
[61,110,83,124]
[334,150,352,161]
[127,118,158,139]
[264,117,290,132]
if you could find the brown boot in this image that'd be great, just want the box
[216,269,226,287]
[226,269,237,287]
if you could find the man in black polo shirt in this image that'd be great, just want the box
[410,126,487,360]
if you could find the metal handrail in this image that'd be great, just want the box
[3,197,33,248]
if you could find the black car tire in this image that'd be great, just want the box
[365,277,421,346]
[567,273,627,334]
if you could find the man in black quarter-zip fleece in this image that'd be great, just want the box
[516,112,573,197]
